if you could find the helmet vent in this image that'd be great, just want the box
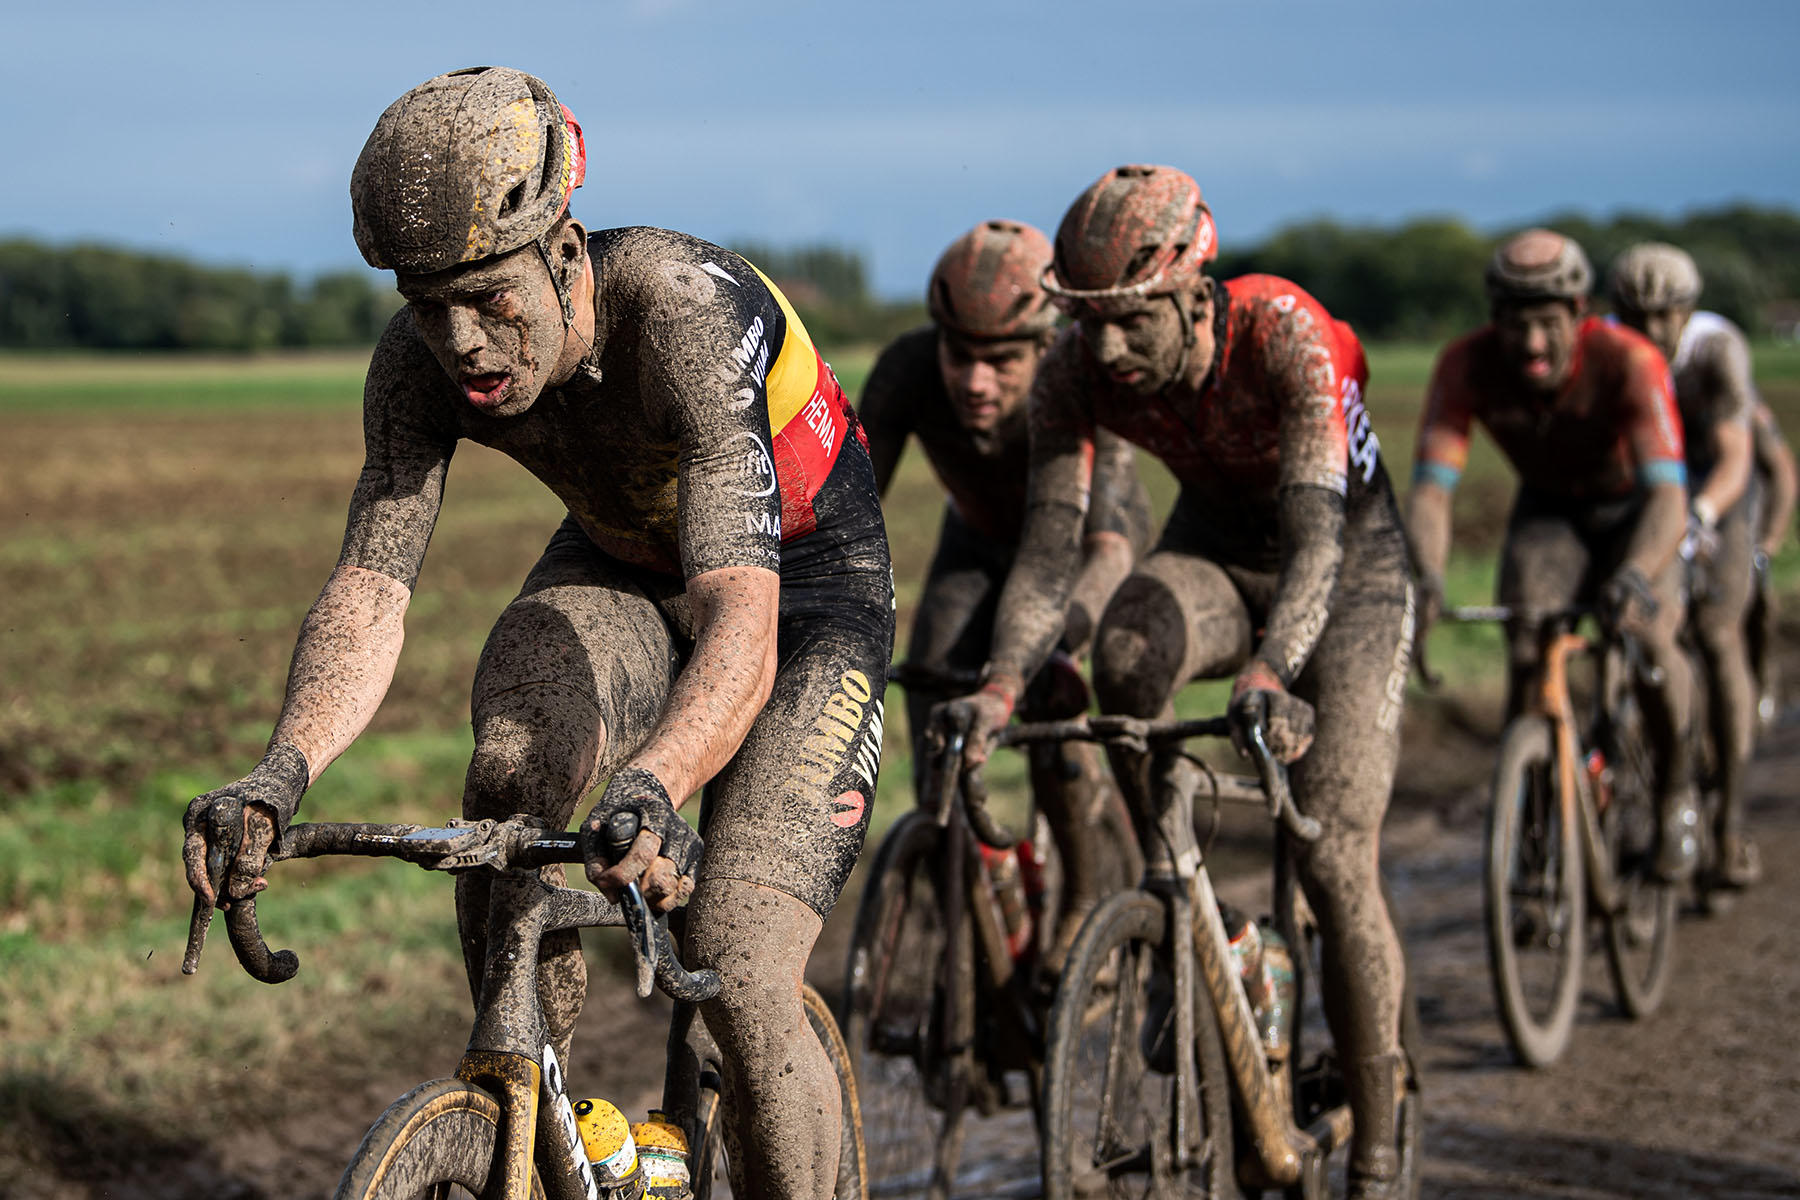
[501,180,527,219]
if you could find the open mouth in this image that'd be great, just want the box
[462,372,513,408]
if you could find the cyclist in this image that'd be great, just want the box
[956,165,1416,1198]
[1407,229,1698,882]
[1748,399,1796,728]
[1610,242,1763,886]
[860,218,1151,967]
[179,67,892,1199]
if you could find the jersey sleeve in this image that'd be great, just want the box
[1261,288,1351,497]
[1084,429,1143,540]
[632,253,788,579]
[1413,342,1476,492]
[1619,339,1688,489]
[336,316,458,590]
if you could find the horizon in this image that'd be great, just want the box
[8,0,1797,299]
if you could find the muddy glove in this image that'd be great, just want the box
[582,767,702,912]
[948,668,1019,770]
[1598,565,1659,637]
[182,743,309,909]
[1229,661,1316,765]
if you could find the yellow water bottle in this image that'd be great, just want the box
[573,1097,644,1194]
[630,1110,694,1199]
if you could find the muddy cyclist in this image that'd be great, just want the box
[181,66,894,1199]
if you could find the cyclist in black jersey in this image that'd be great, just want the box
[180,67,891,1199]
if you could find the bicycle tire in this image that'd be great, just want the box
[1598,695,1678,1018]
[334,1077,545,1200]
[840,809,967,1197]
[1485,716,1584,1068]
[685,984,867,1199]
[1042,889,1234,1200]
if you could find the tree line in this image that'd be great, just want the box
[3,204,1796,352]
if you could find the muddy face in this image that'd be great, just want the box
[1493,299,1582,391]
[935,331,1041,434]
[1617,304,1692,363]
[1072,289,1209,395]
[397,245,572,417]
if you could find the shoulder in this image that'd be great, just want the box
[591,226,774,325]
[364,308,460,421]
[1223,274,1328,322]
[1678,310,1749,369]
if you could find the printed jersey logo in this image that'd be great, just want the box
[1342,377,1380,484]
[829,790,867,829]
[800,391,838,458]
[730,431,777,498]
[730,316,770,387]
[745,510,781,538]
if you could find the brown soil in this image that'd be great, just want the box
[11,688,1800,1199]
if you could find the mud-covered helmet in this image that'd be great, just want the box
[1043,164,1218,302]
[1484,229,1592,306]
[927,220,1058,340]
[1609,242,1702,313]
[350,66,587,275]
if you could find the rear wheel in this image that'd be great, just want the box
[334,1078,544,1200]
[840,810,971,1197]
[1042,889,1233,1199]
[1485,716,1584,1068]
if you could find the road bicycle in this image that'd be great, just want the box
[184,813,867,1199]
[839,663,1140,1198]
[1455,604,1678,1068]
[1022,710,1423,1199]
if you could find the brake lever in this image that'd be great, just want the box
[619,882,659,999]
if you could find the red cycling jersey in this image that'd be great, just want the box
[1415,316,1686,501]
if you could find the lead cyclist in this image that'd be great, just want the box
[180,67,893,1199]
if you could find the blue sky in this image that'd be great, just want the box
[8,0,1798,297]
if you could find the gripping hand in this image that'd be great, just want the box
[1229,662,1316,765]
[582,767,701,912]
[181,743,309,909]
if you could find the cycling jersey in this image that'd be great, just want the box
[1415,316,1686,500]
[1034,273,1383,571]
[1670,311,1756,486]
[343,227,864,584]
[859,326,1147,546]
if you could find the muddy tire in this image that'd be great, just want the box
[1042,890,1233,1199]
[333,1078,544,1200]
[840,809,967,1196]
[1598,692,1678,1017]
[1486,716,1584,1068]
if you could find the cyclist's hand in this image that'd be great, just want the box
[1682,511,1720,564]
[1418,570,1445,640]
[1599,565,1659,637]
[181,744,309,909]
[950,684,1015,770]
[1228,662,1315,765]
[582,767,701,913]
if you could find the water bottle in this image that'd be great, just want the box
[1223,905,1271,1014]
[980,842,1035,961]
[573,1097,645,1195]
[1256,919,1295,1066]
[630,1111,694,1199]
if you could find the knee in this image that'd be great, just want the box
[1093,580,1185,716]
[684,882,816,1061]
[465,684,604,821]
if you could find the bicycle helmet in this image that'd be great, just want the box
[927,220,1058,340]
[1043,165,1217,301]
[1484,229,1592,305]
[1609,242,1702,312]
[351,67,586,276]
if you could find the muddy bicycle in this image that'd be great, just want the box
[839,663,1140,1198]
[1023,710,1423,1199]
[183,813,867,1199]
[1454,604,1678,1068]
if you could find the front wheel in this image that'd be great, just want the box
[1485,716,1585,1068]
[334,1078,544,1200]
[1042,889,1234,1200]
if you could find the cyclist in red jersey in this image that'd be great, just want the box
[1612,243,1763,886]
[179,68,892,1198]
[1407,229,1698,882]
[860,219,1151,965]
[957,166,1416,1199]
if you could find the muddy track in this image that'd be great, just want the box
[13,710,1800,1199]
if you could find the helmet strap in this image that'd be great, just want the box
[1160,290,1198,396]
[538,229,598,367]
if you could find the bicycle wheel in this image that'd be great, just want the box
[689,984,865,1200]
[841,810,966,1197]
[1599,697,1678,1018]
[334,1078,545,1200]
[1485,716,1584,1068]
[1042,890,1233,1200]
